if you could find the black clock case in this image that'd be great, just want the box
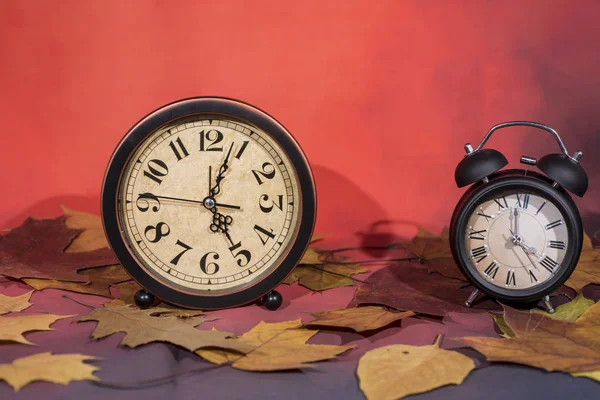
[101,97,317,310]
[450,169,584,304]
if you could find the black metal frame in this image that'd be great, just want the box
[450,169,583,304]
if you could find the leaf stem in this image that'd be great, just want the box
[61,294,95,310]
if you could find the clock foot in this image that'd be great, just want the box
[134,289,155,309]
[542,295,555,314]
[261,290,283,311]
[464,288,481,308]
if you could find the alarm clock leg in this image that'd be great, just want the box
[542,295,555,314]
[261,290,283,311]
[134,289,156,309]
[464,288,481,308]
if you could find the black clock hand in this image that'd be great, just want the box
[137,193,240,209]
[509,228,540,270]
[214,202,241,210]
[209,209,234,244]
[140,194,203,205]
[210,143,234,197]
[208,165,212,197]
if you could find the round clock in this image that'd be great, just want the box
[450,122,588,309]
[102,97,316,310]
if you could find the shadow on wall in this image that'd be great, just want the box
[312,165,420,250]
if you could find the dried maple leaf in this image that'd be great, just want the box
[111,280,143,304]
[400,226,452,260]
[565,234,600,291]
[23,265,131,298]
[460,301,600,373]
[0,291,33,315]
[299,248,322,265]
[398,226,467,281]
[350,262,500,317]
[357,338,475,400]
[305,306,415,332]
[283,263,368,291]
[0,216,117,282]
[61,206,110,253]
[532,292,594,322]
[78,302,248,353]
[284,239,368,291]
[197,320,353,371]
[0,314,73,345]
[0,352,99,392]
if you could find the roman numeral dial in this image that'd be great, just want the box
[465,191,569,290]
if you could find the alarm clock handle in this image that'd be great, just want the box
[467,121,582,162]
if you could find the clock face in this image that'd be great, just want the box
[464,192,569,290]
[116,114,301,295]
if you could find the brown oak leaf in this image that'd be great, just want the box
[460,301,600,373]
[305,306,415,332]
[78,302,249,353]
[0,352,99,392]
[197,320,353,371]
[350,262,500,317]
[0,291,34,315]
[0,216,117,282]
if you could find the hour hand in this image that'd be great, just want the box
[214,202,241,210]
[210,211,233,243]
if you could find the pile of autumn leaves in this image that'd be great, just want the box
[1,208,600,399]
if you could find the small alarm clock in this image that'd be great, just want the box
[449,122,588,312]
[102,97,316,310]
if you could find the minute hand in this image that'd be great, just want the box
[138,194,241,210]
[210,143,234,197]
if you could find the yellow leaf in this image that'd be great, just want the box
[61,206,109,253]
[197,320,353,371]
[78,302,248,353]
[0,352,99,392]
[565,245,600,291]
[357,341,475,400]
[306,306,415,332]
[489,313,514,338]
[572,370,600,382]
[0,291,34,315]
[0,314,73,345]
[299,248,322,264]
[460,301,600,373]
[531,292,594,322]
[583,232,593,251]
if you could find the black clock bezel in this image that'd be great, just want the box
[450,169,583,304]
[101,97,316,309]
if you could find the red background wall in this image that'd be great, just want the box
[1,1,599,245]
